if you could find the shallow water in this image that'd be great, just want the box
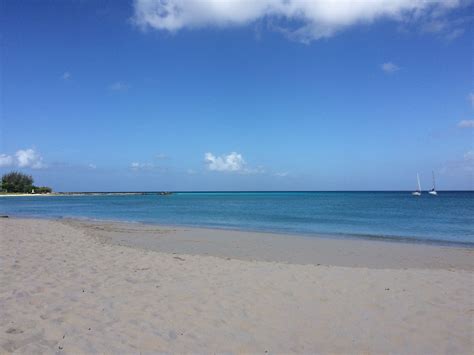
[1,191,473,245]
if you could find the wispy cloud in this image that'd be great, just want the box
[249,166,266,175]
[419,13,471,42]
[130,162,154,171]
[0,154,14,168]
[61,72,71,80]
[443,28,464,41]
[457,120,474,128]
[275,172,289,177]
[441,150,474,175]
[468,92,474,108]
[133,0,465,43]
[381,62,400,74]
[0,148,46,169]
[130,154,170,171]
[109,81,129,91]
[88,164,97,169]
[464,150,474,161]
[460,150,474,172]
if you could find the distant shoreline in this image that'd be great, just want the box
[0,192,172,197]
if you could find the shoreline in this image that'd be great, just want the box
[1,217,473,353]
[4,213,474,249]
[31,216,474,270]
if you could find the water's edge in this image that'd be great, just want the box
[6,213,474,249]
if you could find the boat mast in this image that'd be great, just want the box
[417,173,421,192]
[432,171,436,190]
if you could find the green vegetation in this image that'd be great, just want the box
[1,171,52,194]
[1,171,33,193]
[33,186,52,194]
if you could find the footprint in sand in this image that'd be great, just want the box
[6,328,24,334]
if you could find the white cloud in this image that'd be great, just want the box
[381,62,400,73]
[0,149,46,169]
[275,172,289,177]
[469,93,474,108]
[204,152,245,172]
[88,164,97,169]
[15,149,45,169]
[109,82,129,91]
[204,152,265,174]
[203,152,265,174]
[132,0,464,42]
[155,153,168,160]
[457,120,474,128]
[0,154,14,168]
[61,72,71,80]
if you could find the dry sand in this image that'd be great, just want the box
[1,218,473,354]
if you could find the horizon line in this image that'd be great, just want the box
[51,190,474,193]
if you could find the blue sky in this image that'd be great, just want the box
[1,0,473,191]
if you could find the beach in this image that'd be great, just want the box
[1,217,473,353]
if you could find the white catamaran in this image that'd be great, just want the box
[412,173,422,196]
[429,171,438,195]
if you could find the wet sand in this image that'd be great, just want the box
[63,219,473,270]
[1,217,473,353]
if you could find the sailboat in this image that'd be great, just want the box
[429,171,437,195]
[412,173,422,196]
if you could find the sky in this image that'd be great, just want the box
[1,0,473,191]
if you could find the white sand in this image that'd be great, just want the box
[1,218,473,354]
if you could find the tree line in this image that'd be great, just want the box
[1,171,52,194]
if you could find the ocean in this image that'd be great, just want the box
[1,191,473,246]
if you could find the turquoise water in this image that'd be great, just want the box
[1,192,473,246]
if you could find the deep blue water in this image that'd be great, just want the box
[1,191,473,246]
